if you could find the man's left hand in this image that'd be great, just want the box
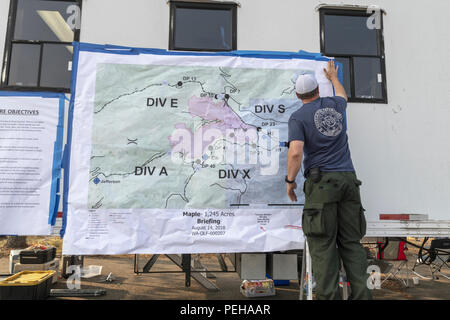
[286,182,298,202]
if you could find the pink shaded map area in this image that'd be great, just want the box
[187,96,252,130]
[168,96,257,160]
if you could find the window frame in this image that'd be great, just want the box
[1,0,82,93]
[169,1,237,52]
[319,8,388,104]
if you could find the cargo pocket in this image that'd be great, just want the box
[302,203,326,237]
[359,206,367,238]
[303,180,309,196]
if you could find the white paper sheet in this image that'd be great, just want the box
[0,95,60,235]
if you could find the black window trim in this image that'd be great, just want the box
[319,8,388,104]
[169,0,237,52]
[1,0,82,93]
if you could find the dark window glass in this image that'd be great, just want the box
[354,57,383,99]
[8,43,40,86]
[323,15,378,56]
[334,57,351,96]
[14,0,75,42]
[2,0,80,91]
[320,9,387,103]
[170,2,236,51]
[40,43,73,88]
[174,8,232,51]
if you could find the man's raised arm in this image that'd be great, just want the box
[286,140,304,202]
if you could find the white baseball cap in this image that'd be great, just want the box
[295,73,318,94]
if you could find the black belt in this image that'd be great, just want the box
[305,167,320,178]
[305,167,321,182]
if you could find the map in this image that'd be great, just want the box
[63,43,335,254]
[87,63,307,210]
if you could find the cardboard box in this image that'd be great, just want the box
[240,279,275,298]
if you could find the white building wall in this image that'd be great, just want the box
[1,0,449,222]
[80,0,170,49]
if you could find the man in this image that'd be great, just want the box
[286,60,372,300]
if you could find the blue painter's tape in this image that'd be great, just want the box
[336,61,344,84]
[51,194,60,226]
[328,60,347,126]
[61,42,81,237]
[48,94,65,226]
[297,50,324,58]
[61,143,68,170]
[75,42,333,62]
[56,178,60,194]
[48,141,60,225]
[0,91,64,99]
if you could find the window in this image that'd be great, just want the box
[169,1,237,52]
[1,0,81,92]
[320,8,387,103]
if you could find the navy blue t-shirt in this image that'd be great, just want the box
[288,96,354,175]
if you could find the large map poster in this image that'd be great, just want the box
[63,43,336,254]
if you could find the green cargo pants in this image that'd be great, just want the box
[302,171,372,300]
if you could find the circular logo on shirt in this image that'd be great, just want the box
[314,108,343,137]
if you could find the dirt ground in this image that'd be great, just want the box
[0,237,449,300]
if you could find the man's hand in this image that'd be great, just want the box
[286,182,298,202]
[323,60,347,101]
[324,60,339,81]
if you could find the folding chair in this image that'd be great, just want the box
[412,237,450,280]
[377,238,410,287]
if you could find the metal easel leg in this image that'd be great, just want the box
[143,254,160,273]
[134,254,139,274]
[135,254,220,291]
[193,254,216,279]
[182,254,191,287]
[299,244,306,300]
[340,260,349,300]
[217,254,228,272]
[305,240,313,300]
[166,254,219,291]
